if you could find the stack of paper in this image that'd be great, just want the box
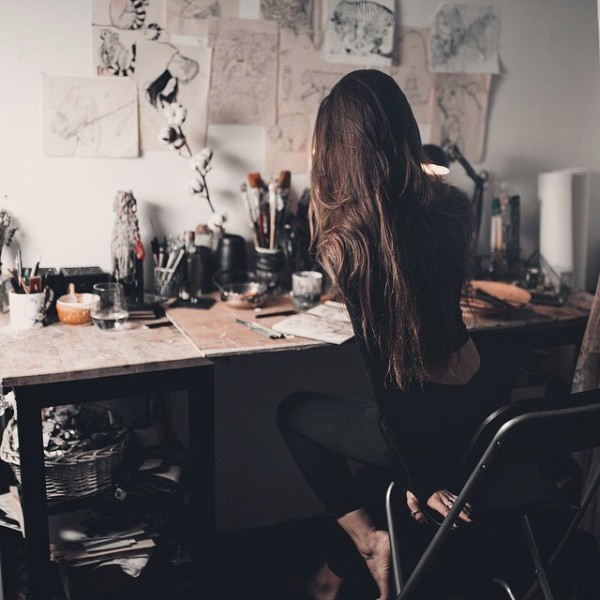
[49,509,155,576]
[272,301,355,345]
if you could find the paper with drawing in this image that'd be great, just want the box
[273,302,354,345]
[92,0,167,77]
[42,75,138,158]
[166,0,240,38]
[207,17,278,126]
[135,40,212,152]
[428,3,500,74]
[324,0,395,66]
[429,72,492,164]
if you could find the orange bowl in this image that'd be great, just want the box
[56,293,100,325]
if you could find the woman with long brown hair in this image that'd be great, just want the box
[277,69,504,599]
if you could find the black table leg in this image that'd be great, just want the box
[188,364,215,596]
[16,390,52,600]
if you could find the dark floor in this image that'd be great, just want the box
[4,511,600,600]
[207,513,600,600]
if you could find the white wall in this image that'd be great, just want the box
[1,0,599,273]
[1,0,599,531]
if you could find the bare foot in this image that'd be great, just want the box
[360,530,391,600]
[305,562,344,600]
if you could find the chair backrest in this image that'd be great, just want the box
[463,388,600,474]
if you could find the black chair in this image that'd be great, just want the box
[385,388,600,599]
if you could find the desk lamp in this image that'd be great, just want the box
[422,143,450,176]
[423,143,489,248]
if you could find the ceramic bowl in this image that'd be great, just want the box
[56,293,100,325]
[217,282,268,309]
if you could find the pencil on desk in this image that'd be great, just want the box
[235,318,284,339]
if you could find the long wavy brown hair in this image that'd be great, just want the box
[311,69,473,389]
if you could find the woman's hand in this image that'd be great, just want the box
[406,490,473,525]
[427,490,472,525]
[405,490,427,524]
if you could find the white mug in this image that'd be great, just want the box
[8,290,52,330]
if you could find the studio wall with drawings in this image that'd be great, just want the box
[45,0,500,172]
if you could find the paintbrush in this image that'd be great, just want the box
[241,183,261,248]
[268,178,278,249]
[276,170,292,242]
[247,172,269,248]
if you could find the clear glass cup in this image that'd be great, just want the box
[90,282,129,331]
[292,271,323,311]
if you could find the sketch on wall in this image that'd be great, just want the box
[92,0,167,76]
[166,0,239,37]
[260,0,321,47]
[429,73,492,164]
[389,26,433,126]
[42,75,138,158]
[135,40,212,152]
[265,30,358,174]
[207,18,278,126]
[324,0,395,66]
[428,3,500,74]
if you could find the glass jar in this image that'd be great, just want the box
[255,247,285,292]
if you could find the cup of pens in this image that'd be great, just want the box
[8,289,52,330]
[154,266,182,299]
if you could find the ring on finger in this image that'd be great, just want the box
[445,500,454,509]
[410,509,422,517]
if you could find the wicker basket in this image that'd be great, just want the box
[0,418,128,500]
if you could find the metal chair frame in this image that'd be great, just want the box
[385,388,600,600]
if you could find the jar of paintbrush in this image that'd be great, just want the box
[242,170,291,292]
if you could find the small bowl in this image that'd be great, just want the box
[56,293,100,325]
[217,282,268,309]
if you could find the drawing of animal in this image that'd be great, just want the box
[330,0,394,58]
[436,80,482,152]
[261,0,312,35]
[109,0,149,30]
[430,7,497,66]
[99,29,136,76]
[299,69,342,104]
[50,91,101,155]
[268,114,311,153]
[179,0,221,19]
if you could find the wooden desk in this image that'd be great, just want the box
[0,315,213,599]
[0,289,593,599]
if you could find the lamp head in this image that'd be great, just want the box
[422,144,450,176]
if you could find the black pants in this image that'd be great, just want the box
[277,391,397,519]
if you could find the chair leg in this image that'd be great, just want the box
[385,481,404,596]
[521,515,555,600]
[491,577,518,600]
[523,461,600,600]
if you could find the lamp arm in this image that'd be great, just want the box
[446,144,489,250]
[446,144,487,187]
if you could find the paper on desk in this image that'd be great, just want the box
[272,309,355,345]
[306,301,352,323]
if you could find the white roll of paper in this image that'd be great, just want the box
[539,168,600,291]
[538,169,579,278]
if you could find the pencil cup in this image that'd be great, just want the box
[292,271,323,311]
[154,266,181,299]
[8,290,48,330]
